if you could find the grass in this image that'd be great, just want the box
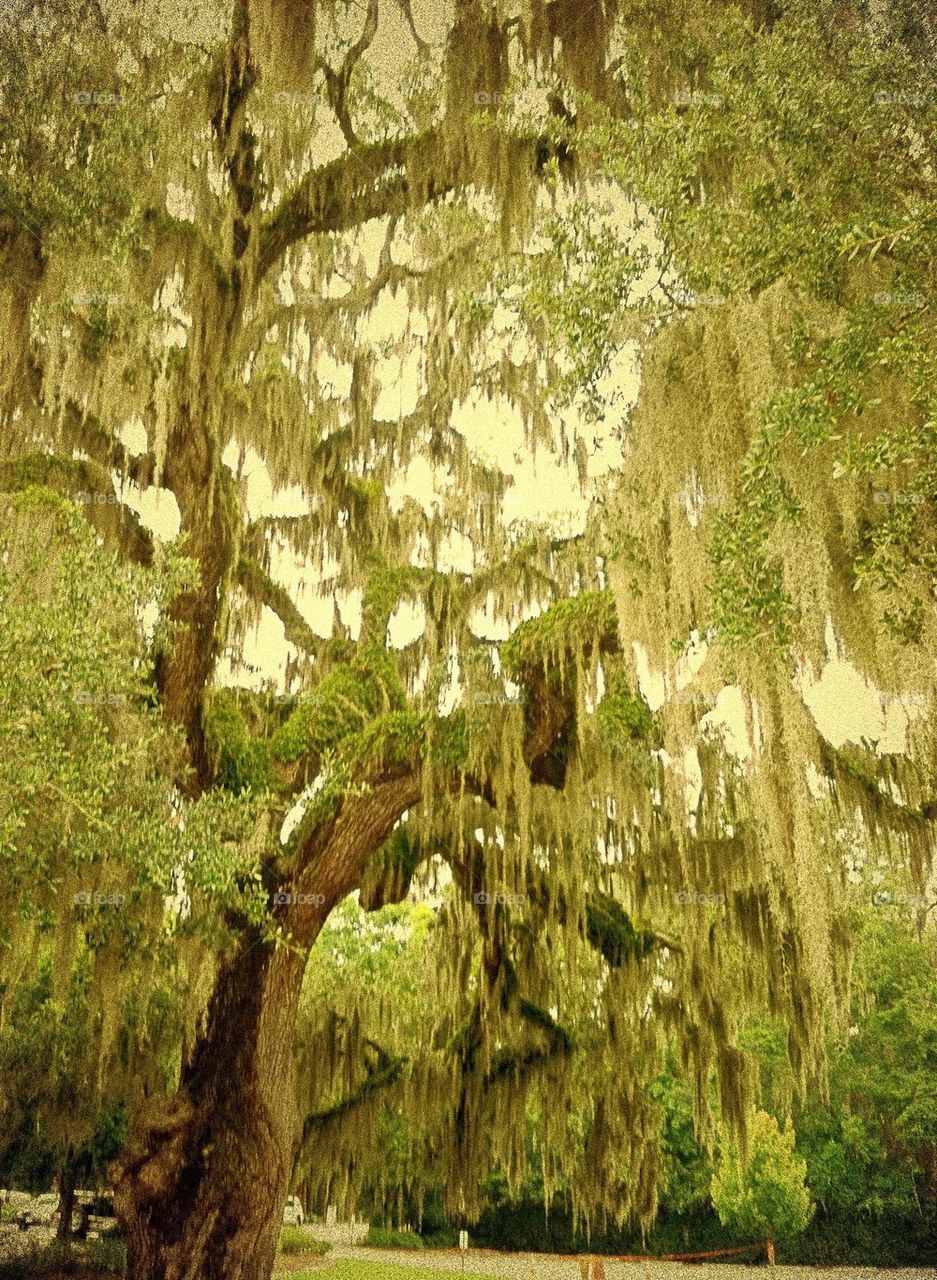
[288,1262,503,1280]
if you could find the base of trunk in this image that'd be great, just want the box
[112,1091,291,1280]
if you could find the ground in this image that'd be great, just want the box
[295,1252,937,1280]
[3,1227,936,1280]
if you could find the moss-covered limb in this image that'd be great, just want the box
[359,562,437,645]
[0,449,85,494]
[483,1025,571,1086]
[268,645,407,766]
[257,104,579,282]
[21,351,156,488]
[140,205,231,297]
[0,452,154,566]
[594,671,659,751]
[359,824,426,912]
[461,591,614,788]
[300,1042,409,1142]
[234,554,326,658]
[518,669,575,786]
[258,130,444,279]
[516,997,571,1053]
[584,893,662,966]
[502,589,620,678]
[519,876,680,966]
[820,740,937,829]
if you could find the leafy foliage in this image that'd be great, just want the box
[711,1110,814,1244]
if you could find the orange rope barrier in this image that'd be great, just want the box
[613,1243,768,1261]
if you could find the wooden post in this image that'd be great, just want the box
[767,1240,776,1266]
[592,1259,606,1279]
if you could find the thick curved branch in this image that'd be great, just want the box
[258,124,550,282]
[258,129,449,279]
[21,352,157,490]
[234,553,326,658]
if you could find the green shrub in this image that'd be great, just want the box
[422,1227,458,1248]
[363,1226,425,1249]
[278,1226,330,1256]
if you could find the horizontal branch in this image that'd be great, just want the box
[484,997,572,1087]
[259,130,442,279]
[301,1046,408,1143]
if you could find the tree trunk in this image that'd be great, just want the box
[111,930,310,1280]
[155,407,236,794]
[55,1158,77,1242]
[109,754,422,1279]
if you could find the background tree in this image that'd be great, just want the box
[0,487,255,1231]
[711,1110,814,1258]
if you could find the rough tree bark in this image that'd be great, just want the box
[112,934,308,1280]
[111,772,430,1280]
[55,1157,77,1243]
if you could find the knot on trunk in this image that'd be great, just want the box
[109,1092,206,1212]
